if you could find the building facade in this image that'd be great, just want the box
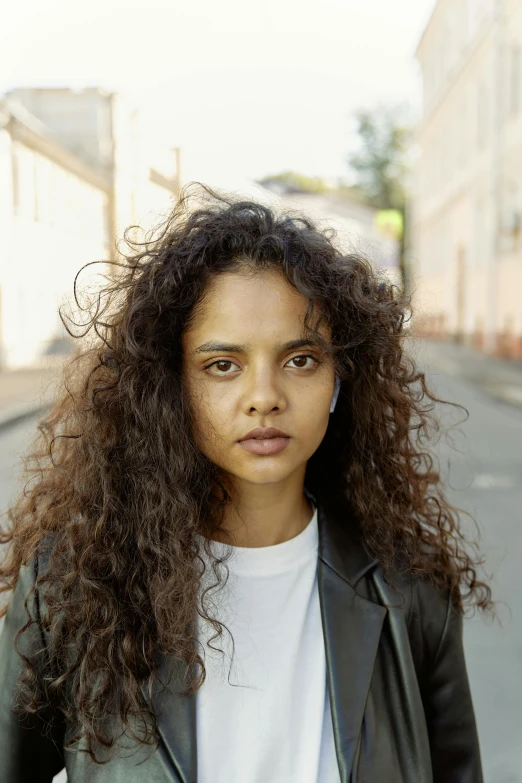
[410,0,522,358]
[0,87,181,369]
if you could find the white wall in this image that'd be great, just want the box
[0,140,109,368]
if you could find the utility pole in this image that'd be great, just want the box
[172,146,182,197]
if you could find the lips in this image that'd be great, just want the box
[238,427,289,441]
[238,427,290,456]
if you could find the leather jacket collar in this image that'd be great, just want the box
[142,497,386,783]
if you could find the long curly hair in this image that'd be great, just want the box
[0,181,493,762]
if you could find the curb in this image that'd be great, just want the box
[481,384,522,410]
[0,402,49,433]
[415,342,522,411]
[0,356,66,433]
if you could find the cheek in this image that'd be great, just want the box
[187,382,232,453]
[302,384,332,419]
[303,390,333,445]
[311,407,331,444]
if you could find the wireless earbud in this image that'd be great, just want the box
[330,375,341,414]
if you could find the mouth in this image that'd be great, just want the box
[237,426,290,455]
[238,436,290,456]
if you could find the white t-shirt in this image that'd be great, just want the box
[195,505,342,783]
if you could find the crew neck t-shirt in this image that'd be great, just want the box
[194,506,342,783]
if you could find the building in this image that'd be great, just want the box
[410,0,522,358]
[0,87,181,369]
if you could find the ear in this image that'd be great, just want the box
[329,375,341,414]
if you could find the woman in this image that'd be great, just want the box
[0,183,493,782]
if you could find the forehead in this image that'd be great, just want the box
[183,269,329,344]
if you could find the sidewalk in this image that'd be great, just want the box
[412,337,522,409]
[0,358,65,430]
[1,338,522,432]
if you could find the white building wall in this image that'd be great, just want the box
[0,89,179,369]
[0,136,108,369]
[108,93,180,251]
[0,127,15,365]
[411,0,522,357]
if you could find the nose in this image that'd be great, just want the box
[242,369,286,414]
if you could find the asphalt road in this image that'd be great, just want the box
[0,343,521,782]
[413,343,522,783]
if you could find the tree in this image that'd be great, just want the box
[257,170,329,195]
[347,103,414,211]
[347,103,415,292]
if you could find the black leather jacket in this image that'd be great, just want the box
[0,498,484,782]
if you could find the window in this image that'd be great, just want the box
[474,197,484,269]
[11,144,19,213]
[12,144,36,219]
[459,94,468,168]
[511,45,521,117]
[34,154,53,223]
[477,81,489,149]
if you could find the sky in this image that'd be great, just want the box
[1,0,436,189]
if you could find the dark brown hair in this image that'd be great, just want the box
[0,181,493,762]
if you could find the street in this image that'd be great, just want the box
[0,339,521,782]
[414,339,522,783]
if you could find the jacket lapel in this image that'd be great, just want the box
[141,647,198,783]
[143,497,387,783]
[317,498,387,783]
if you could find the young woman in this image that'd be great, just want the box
[0,183,493,782]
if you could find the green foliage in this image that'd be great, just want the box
[257,170,330,194]
[375,209,404,241]
[348,104,413,211]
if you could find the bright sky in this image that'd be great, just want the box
[1,0,436,189]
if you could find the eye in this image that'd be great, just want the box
[204,359,240,375]
[286,354,321,370]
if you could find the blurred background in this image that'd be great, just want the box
[1,1,521,781]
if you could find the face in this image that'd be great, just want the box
[181,267,336,492]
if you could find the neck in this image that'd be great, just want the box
[210,476,314,548]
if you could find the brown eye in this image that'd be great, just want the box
[287,355,319,369]
[205,360,239,375]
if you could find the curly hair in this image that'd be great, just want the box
[0,181,493,763]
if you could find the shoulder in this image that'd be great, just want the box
[368,559,457,668]
[9,533,61,628]
[35,533,59,575]
[15,533,59,591]
[408,574,456,657]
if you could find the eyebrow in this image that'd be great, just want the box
[193,336,331,355]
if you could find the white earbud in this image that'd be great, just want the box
[330,375,341,413]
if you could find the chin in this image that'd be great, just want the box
[230,462,298,485]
